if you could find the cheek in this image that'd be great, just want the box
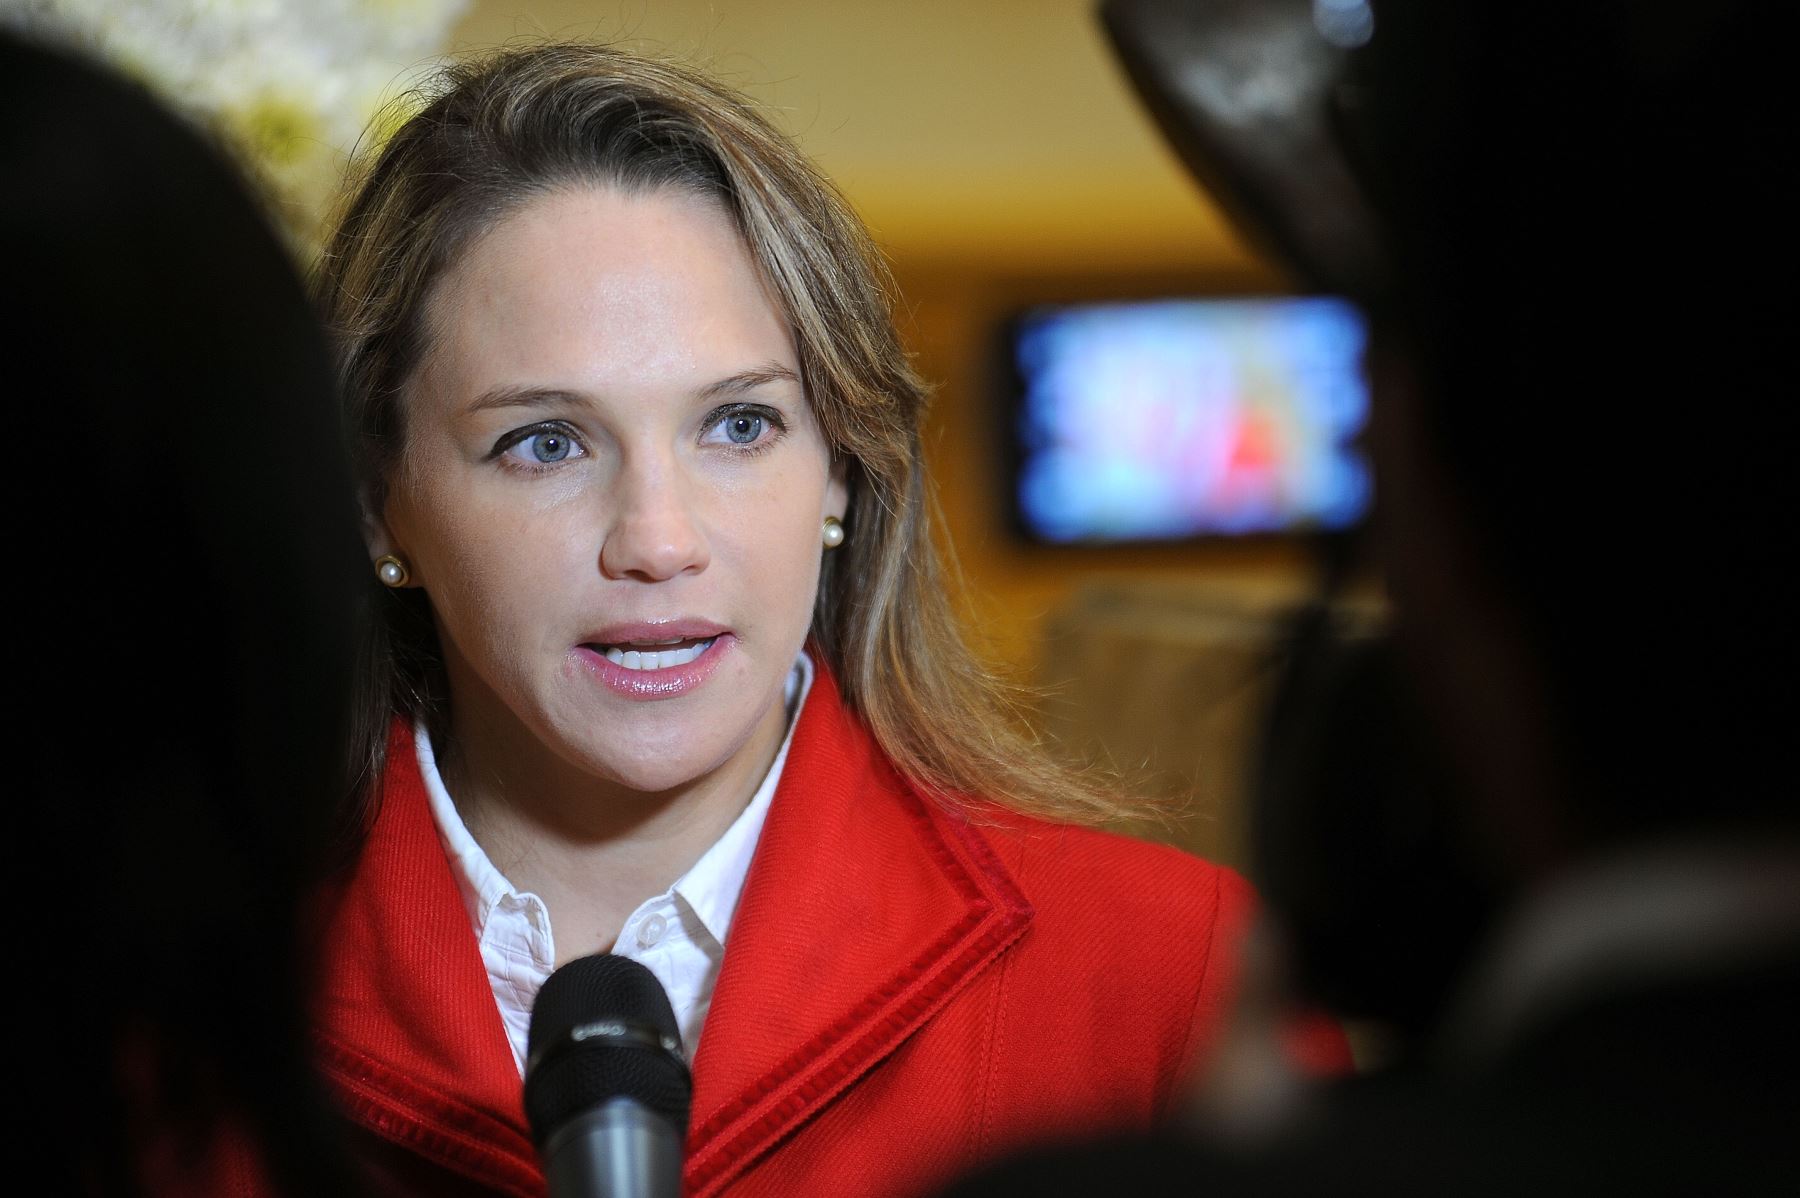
[722,472,827,626]
[400,484,574,648]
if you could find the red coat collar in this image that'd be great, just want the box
[314,657,1034,1197]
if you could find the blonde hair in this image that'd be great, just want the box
[317,42,1138,827]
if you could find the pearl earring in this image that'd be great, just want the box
[822,516,846,549]
[375,554,411,588]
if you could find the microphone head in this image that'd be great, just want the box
[524,954,692,1148]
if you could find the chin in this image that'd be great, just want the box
[542,673,782,796]
[607,758,721,797]
[567,733,741,797]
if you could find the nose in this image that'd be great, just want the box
[598,450,711,582]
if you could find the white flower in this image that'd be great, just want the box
[3,0,474,258]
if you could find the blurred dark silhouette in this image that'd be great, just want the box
[946,0,1796,1192]
[5,32,366,1197]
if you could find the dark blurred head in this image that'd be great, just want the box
[1280,0,1794,1031]
[1344,1,1791,866]
[4,32,363,1194]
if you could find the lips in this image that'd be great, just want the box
[582,619,726,651]
[574,618,732,698]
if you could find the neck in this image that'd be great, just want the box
[435,671,791,966]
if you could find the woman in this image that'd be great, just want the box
[311,42,1345,1198]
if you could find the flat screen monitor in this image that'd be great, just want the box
[1007,296,1371,544]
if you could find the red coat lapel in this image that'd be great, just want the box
[311,663,1034,1198]
[313,721,542,1197]
[683,659,1035,1196]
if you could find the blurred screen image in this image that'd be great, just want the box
[1010,297,1371,543]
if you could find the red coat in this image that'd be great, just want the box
[312,661,1347,1197]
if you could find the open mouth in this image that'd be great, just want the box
[585,636,718,671]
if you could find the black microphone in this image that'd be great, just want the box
[525,955,692,1198]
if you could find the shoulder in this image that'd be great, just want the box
[805,664,1252,932]
[970,807,1256,942]
[951,804,1257,1032]
[795,662,1248,990]
[926,805,1261,1121]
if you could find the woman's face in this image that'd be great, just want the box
[377,185,845,794]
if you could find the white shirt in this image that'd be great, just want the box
[420,655,813,1073]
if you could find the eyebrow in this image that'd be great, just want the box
[695,364,802,403]
[463,385,583,416]
[464,364,801,416]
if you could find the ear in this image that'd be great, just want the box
[360,482,395,555]
[361,483,419,587]
[824,456,850,522]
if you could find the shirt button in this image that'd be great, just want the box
[637,912,668,949]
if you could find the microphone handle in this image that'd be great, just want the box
[542,1097,684,1198]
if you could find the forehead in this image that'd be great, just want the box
[417,185,797,403]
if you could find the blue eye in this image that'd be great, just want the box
[703,405,783,450]
[724,414,763,445]
[527,431,572,462]
[494,423,584,467]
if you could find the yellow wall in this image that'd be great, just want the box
[449,1,1258,273]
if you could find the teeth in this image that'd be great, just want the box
[603,637,715,670]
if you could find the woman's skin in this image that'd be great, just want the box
[371,185,847,964]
